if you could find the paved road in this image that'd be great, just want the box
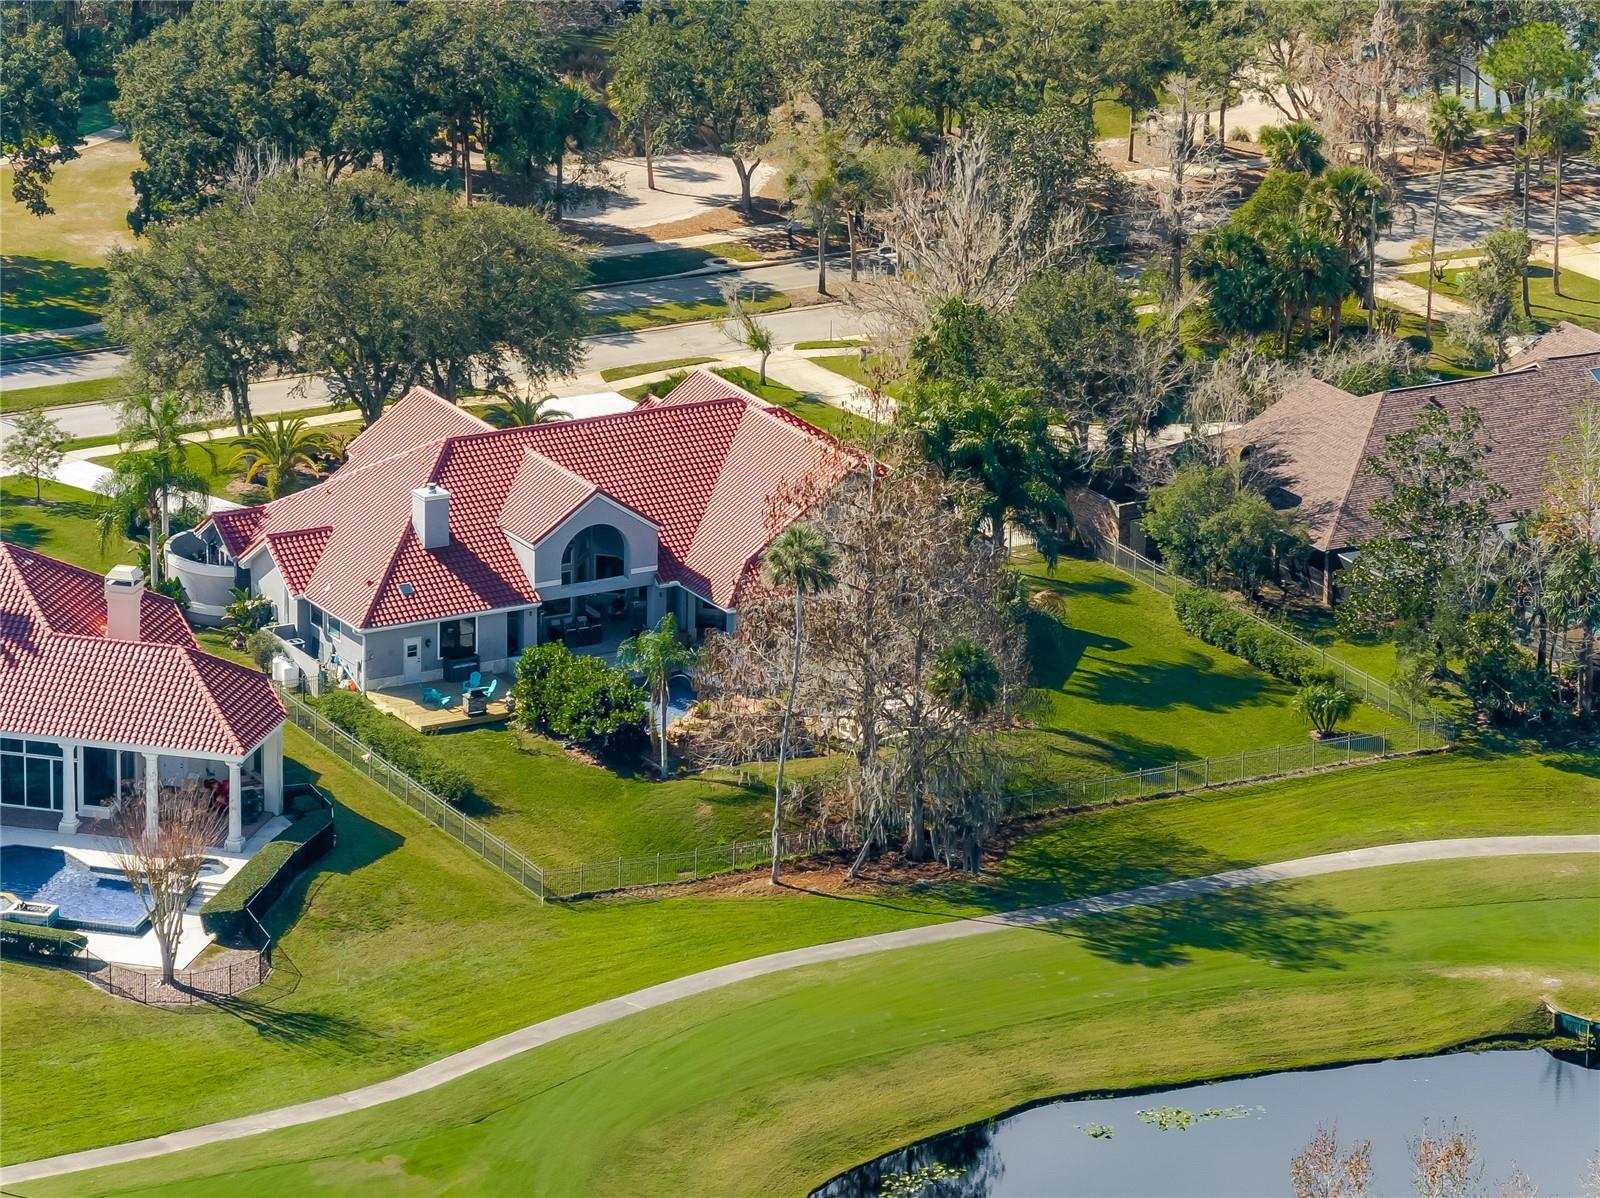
[5,834,1592,1186]
[0,305,868,442]
[1379,157,1600,262]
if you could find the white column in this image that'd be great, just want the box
[143,751,160,839]
[263,726,284,816]
[225,759,244,852]
[57,743,79,835]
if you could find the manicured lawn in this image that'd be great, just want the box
[3,727,1594,1169]
[91,422,365,500]
[586,246,719,286]
[808,351,909,398]
[0,477,131,572]
[1094,97,1133,140]
[38,854,1600,1196]
[1009,553,1389,783]
[597,355,714,382]
[0,328,112,359]
[1280,602,1401,681]
[794,337,865,350]
[587,289,789,335]
[0,374,127,414]
[437,723,799,869]
[711,365,877,443]
[0,139,137,334]
[1402,264,1600,332]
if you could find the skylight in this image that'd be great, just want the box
[398,582,415,597]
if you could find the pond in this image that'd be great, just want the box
[811,1050,1600,1198]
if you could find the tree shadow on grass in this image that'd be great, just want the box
[1080,653,1282,714]
[0,517,46,549]
[208,995,384,1052]
[0,256,108,334]
[1026,610,1130,691]
[1058,881,1383,971]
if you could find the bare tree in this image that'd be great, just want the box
[861,130,1093,357]
[1409,1121,1483,1198]
[1139,73,1234,337]
[704,462,1028,874]
[115,782,226,985]
[1290,1125,1373,1198]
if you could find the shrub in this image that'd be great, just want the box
[513,642,648,755]
[315,690,473,805]
[1293,682,1355,736]
[247,629,280,671]
[0,919,87,959]
[1173,586,1328,691]
[201,809,332,944]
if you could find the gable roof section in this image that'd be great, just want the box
[498,450,600,547]
[204,388,861,628]
[1510,321,1600,366]
[0,543,284,757]
[342,386,494,472]
[1235,352,1600,552]
[653,367,767,408]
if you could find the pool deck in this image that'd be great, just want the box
[368,670,516,733]
[0,817,289,968]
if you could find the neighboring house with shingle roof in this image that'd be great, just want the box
[0,544,285,850]
[1227,347,1600,601]
[167,370,861,692]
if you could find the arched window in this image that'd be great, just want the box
[561,525,626,585]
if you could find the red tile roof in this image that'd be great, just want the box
[0,544,284,757]
[342,386,494,472]
[205,382,861,627]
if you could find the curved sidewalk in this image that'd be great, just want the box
[6,834,1596,1185]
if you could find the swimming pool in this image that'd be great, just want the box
[0,845,152,935]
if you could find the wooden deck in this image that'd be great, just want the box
[368,673,515,734]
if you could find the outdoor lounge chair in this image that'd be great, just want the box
[466,670,482,690]
[482,678,499,700]
[421,686,452,707]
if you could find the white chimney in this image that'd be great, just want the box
[412,484,451,550]
[104,564,145,642]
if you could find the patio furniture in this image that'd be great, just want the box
[421,686,452,708]
[466,670,482,690]
[482,678,499,700]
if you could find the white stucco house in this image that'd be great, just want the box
[166,369,860,696]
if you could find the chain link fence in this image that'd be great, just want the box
[1101,541,1445,728]
[279,689,549,901]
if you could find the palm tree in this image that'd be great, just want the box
[1306,166,1388,337]
[490,391,570,429]
[1532,97,1591,298]
[617,613,696,777]
[761,524,836,885]
[229,416,332,498]
[1422,96,1474,345]
[116,392,210,534]
[1266,221,1348,352]
[95,450,209,587]
[1259,120,1327,176]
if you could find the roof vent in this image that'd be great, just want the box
[104,564,144,642]
[399,582,415,597]
[412,484,450,550]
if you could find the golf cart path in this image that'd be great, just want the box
[6,834,1596,1185]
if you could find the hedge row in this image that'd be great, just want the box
[0,919,88,959]
[200,809,332,944]
[1172,587,1338,689]
[315,690,473,805]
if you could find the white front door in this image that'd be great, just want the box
[402,637,423,682]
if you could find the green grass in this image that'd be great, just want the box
[794,337,865,350]
[437,723,808,869]
[1008,553,1389,783]
[0,477,130,571]
[711,365,876,443]
[76,100,117,136]
[584,242,764,287]
[35,853,1600,1196]
[587,289,789,335]
[808,351,908,399]
[1401,264,1600,332]
[3,725,1594,1170]
[0,139,137,334]
[1094,97,1133,141]
[700,239,763,262]
[0,374,127,414]
[597,355,715,383]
